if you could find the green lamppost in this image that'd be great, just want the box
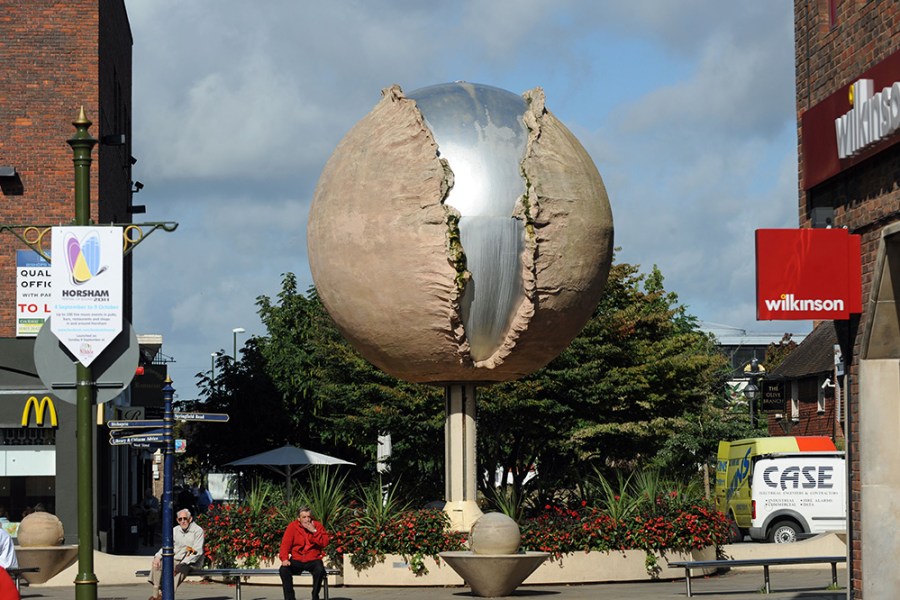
[1,110,177,600]
[67,107,98,600]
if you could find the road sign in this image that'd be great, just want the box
[112,433,165,444]
[174,412,229,422]
[34,318,139,404]
[109,437,165,447]
[108,420,166,429]
[110,428,164,439]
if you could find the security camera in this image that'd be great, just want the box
[822,377,834,389]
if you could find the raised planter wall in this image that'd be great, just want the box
[343,547,715,587]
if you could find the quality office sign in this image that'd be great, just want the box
[50,226,123,366]
[756,228,862,320]
[16,249,52,336]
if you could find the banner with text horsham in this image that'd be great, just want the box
[50,226,123,366]
[756,228,862,320]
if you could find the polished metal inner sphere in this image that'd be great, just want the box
[408,83,528,361]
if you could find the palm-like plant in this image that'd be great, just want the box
[355,476,411,530]
[487,485,526,522]
[588,469,643,521]
[286,467,349,531]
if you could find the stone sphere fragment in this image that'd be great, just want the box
[307,82,613,383]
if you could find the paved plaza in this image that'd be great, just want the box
[22,566,847,600]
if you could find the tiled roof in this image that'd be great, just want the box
[771,321,837,378]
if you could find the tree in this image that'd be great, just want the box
[765,333,798,372]
[183,273,446,502]
[477,262,731,501]
[185,261,738,506]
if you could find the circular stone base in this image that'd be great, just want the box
[440,551,551,597]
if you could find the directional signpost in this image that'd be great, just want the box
[106,392,228,600]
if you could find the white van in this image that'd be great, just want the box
[748,452,846,543]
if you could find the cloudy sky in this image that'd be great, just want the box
[125,1,807,400]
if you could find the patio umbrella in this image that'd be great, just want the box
[225,444,354,497]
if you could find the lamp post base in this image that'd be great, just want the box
[444,500,483,532]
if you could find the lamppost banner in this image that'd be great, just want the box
[50,226,123,366]
[756,228,862,320]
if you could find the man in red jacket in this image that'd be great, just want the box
[278,507,330,600]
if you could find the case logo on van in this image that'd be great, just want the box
[762,465,834,490]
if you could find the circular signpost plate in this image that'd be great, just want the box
[34,317,139,404]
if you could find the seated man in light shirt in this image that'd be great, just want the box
[0,527,17,570]
[149,508,204,600]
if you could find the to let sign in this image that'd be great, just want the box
[756,228,862,320]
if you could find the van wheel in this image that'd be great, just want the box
[768,520,799,543]
[727,517,742,543]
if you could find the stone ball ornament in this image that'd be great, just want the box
[469,512,521,555]
[307,82,614,383]
[17,511,65,547]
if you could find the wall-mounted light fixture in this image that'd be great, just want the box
[131,181,144,194]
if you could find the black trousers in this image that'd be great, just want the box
[279,559,325,600]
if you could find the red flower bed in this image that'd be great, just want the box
[521,501,730,557]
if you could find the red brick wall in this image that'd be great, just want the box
[765,377,845,440]
[795,1,900,595]
[0,0,131,337]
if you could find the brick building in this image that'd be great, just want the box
[794,2,900,597]
[0,0,141,550]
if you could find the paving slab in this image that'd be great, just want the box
[19,566,847,600]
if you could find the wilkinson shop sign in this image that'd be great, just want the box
[801,48,900,189]
[756,229,862,321]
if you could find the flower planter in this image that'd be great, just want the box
[524,546,716,584]
[342,554,464,586]
[343,547,715,586]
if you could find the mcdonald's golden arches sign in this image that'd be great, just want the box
[21,396,58,427]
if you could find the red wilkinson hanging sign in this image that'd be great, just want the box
[756,229,862,320]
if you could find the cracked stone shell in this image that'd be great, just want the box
[307,82,613,384]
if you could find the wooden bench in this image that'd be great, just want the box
[667,555,846,597]
[136,566,340,600]
[8,567,39,591]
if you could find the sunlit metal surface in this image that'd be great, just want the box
[408,82,528,361]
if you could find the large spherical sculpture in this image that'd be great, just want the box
[308,82,613,383]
